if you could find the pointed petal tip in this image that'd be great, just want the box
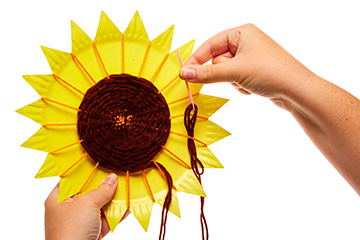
[34,171,50,179]
[99,11,111,22]
[40,45,48,52]
[15,105,33,118]
[40,45,63,55]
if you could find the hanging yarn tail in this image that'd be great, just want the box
[154,162,173,240]
[184,104,209,240]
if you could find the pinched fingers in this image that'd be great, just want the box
[185,27,242,66]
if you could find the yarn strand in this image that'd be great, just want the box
[71,53,96,85]
[53,74,85,95]
[184,104,209,240]
[92,41,109,79]
[167,92,200,106]
[153,162,173,240]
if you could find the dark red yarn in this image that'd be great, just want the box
[77,74,170,172]
[184,104,209,240]
[156,162,173,240]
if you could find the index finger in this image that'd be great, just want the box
[185,27,241,66]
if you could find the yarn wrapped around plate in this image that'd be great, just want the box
[77,74,171,172]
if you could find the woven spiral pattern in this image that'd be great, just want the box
[77,74,171,172]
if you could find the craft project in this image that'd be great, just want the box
[17,11,229,239]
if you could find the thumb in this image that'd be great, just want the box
[180,62,235,83]
[83,173,118,208]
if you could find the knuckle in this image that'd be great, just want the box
[201,66,213,83]
[243,23,256,29]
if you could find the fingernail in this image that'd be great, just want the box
[103,173,117,185]
[180,67,195,80]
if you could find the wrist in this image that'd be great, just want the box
[268,63,319,115]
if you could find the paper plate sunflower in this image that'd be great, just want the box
[17,11,229,238]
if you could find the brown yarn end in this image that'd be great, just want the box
[155,162,173,240]
[184,104,209,240]
[77,74,170,172]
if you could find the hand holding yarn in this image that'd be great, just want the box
[180,24,312,102]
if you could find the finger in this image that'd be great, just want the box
[185,27,241,66]
[83,173,118,208]
[63,193,79,203]
[212,51,234,64]
[180,60,237,83]
[100,211,111,238]
[45,182,60,207]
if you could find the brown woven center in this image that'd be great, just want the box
[77,74,170,172]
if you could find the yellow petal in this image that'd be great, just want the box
[124,11,150,76]
[95,11,122,42]
[152,40,195,93]
[21,127,49,152]
[21,126,80,153]
[41,46,71,74]
[197,145,224,168]
[16,99,45,125]
[23,74,83,102]
[94,11,123,75]
[145,166,181,217]
[169,190,181,218]
[41,46,93,93]
[22,74,52,97]
[140,25,174,80]
[169,94,228,119]
[35,153,59,178]
[36,147,88,178]
[104,200,128,232]
[58,177,79,202]
[155,144,205,196]
[72,21,107,83]
[175,170,206,197]
[166,122,224,169]
[58,159,98,202]
[153,188,180,218]
[16,98,78,126]
[71,21,93,54]
[196,94,228,118]
[195,118,231,145]
[131,198,154,231]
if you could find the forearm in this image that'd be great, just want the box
[279,72,360,194]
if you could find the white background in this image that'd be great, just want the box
[2,0,360,239]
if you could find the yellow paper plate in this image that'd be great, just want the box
[17,11,230,232]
